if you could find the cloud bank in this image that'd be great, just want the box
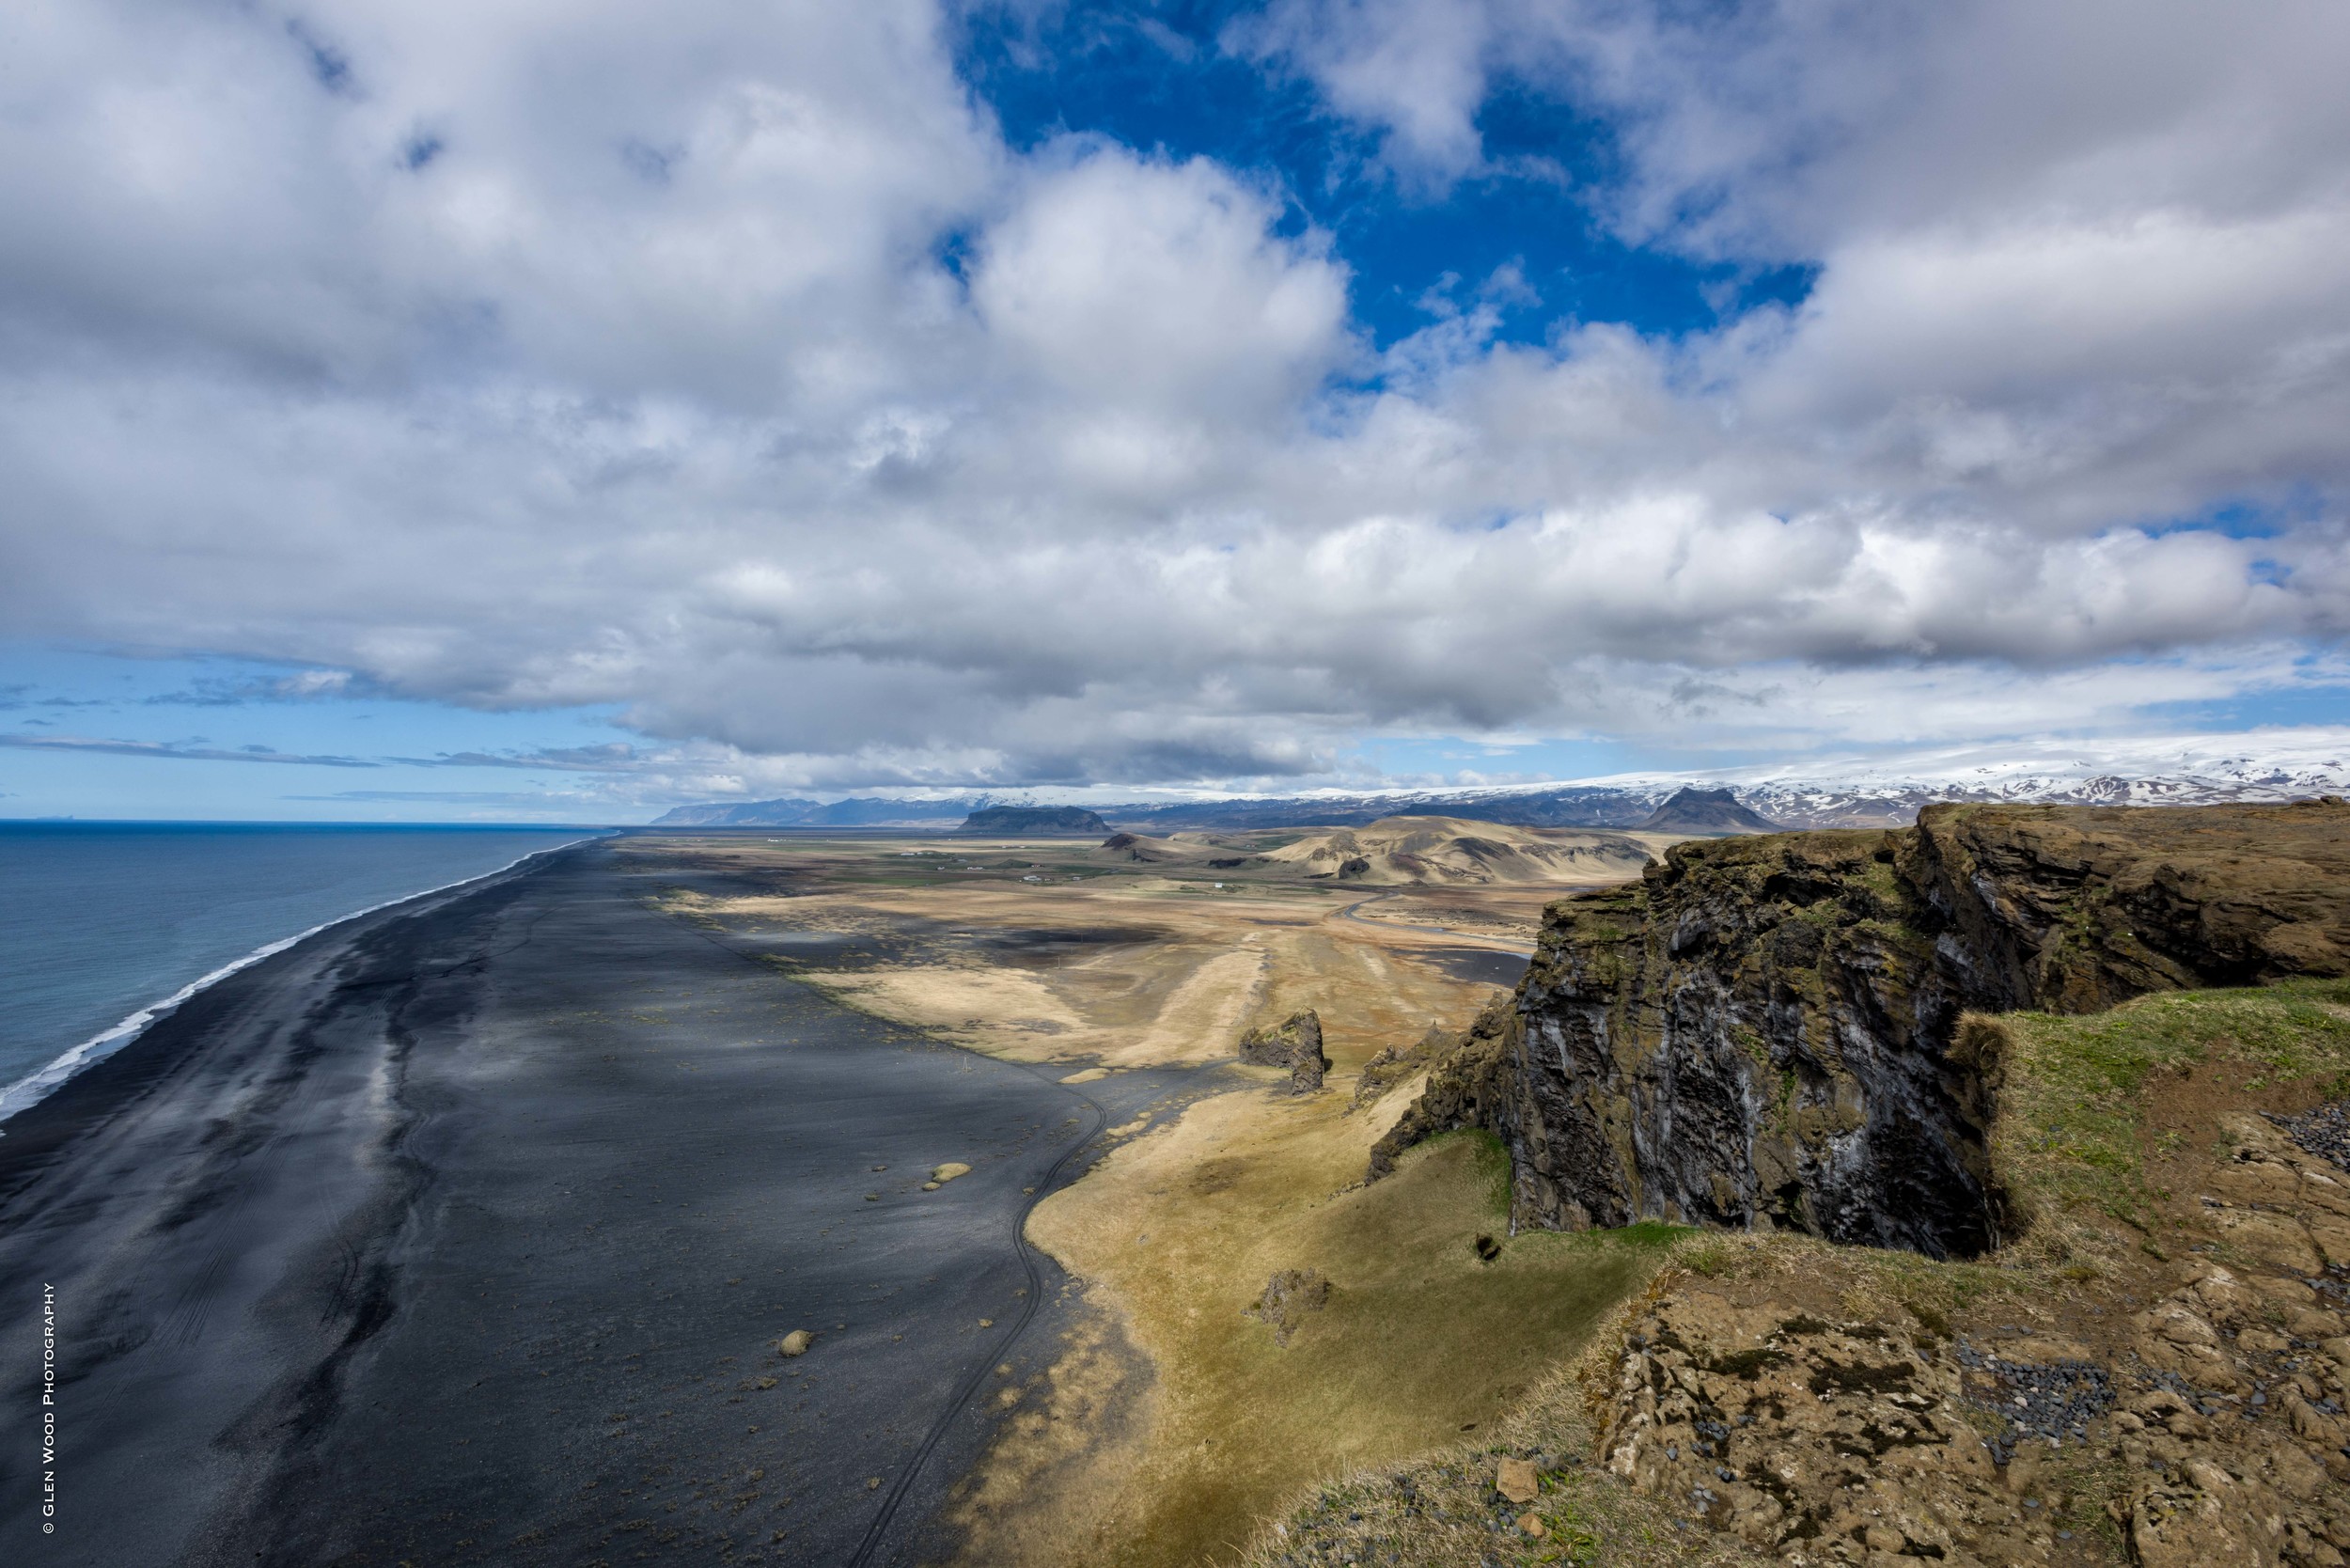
[5,0,2348,789]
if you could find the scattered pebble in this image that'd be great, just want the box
[1953,1341,2114,1458]
[2265,1099,2350,1171]
[2144,1367,2230,1416]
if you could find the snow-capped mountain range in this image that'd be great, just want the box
[650,729,2350,831]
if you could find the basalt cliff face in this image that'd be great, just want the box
[1377,800,2350,1257]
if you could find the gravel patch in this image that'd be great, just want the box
[1953,1340,2115,1463]
[2266,1098,2350,1172]
[2141,1367,2235,1417]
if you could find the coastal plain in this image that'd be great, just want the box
[646,822,1691,1566]
[0,820,1680,1568]
[13,808,2341,1568]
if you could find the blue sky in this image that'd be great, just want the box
[955,2,1817,350]
[0,650,648,822]
[4,0,2349,820]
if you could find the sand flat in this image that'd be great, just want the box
[0,841,1201,1567]
[660,829,1670,1567]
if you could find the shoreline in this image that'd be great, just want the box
[0,831,606,1131]
[0,837,1200,1566]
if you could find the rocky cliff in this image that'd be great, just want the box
[1375,800,2350,1257]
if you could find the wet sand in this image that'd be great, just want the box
[0,840,1198,1566]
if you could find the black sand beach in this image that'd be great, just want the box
[0,840,1196,1565]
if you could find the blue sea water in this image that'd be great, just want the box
[0,822,595,1121]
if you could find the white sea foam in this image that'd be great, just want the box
[0,835,603,1130]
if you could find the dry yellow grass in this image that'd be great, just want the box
[636,830,1672,1565]
[643,835,1549,1074]
[988,1104,1668,1567]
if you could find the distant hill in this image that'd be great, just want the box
[651,795,984,827]
[650,796,826,826]
[959,805,1111,835]
[1259,816,1657,886]
[1095,831,1218,865]
[1637,787,1778,835]
[1106,786,1659,833]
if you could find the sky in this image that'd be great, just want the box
[5,0,2350,822]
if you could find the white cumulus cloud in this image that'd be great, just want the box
[3,0,2347,790]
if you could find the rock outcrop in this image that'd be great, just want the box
[1244,1268,1332,1346]
[1240,1009,1331,1093]
[1351,1024,1454,1111]
[1369,998,1514,1173]
[1377,801,2350,1257]
[1592,1253,2350,1568]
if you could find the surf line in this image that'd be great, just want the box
[0,834,608,1130]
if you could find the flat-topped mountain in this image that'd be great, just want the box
[957,805,1110,835]
[1378,799,2350,1257]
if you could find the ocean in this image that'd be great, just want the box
[0,822,596,1122]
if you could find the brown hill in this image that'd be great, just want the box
[1258,816,1657,886]
[1090,830,1271,868]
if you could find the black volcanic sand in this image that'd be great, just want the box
[0,841,1208,1566]
[1402,946,1532,986]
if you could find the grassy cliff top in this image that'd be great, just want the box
[1246,976,2350,1568]
[1986,977,2350,1243]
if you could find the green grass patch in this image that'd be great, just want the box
[1991,978,2350,1229]
[1856,856,1904,904]
[1604,1220,1695,1250]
